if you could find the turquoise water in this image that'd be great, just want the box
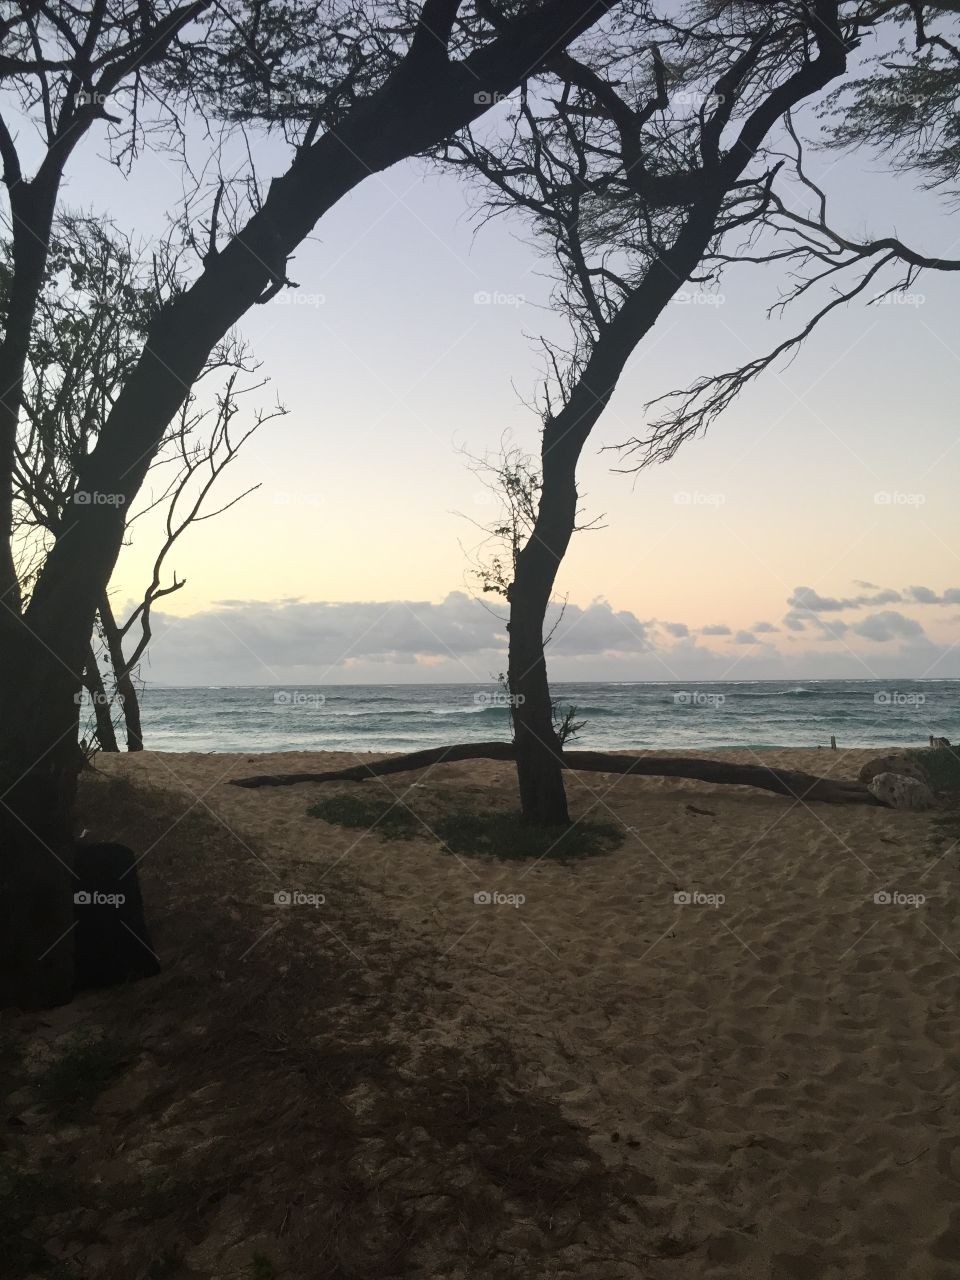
[88,680,960,753]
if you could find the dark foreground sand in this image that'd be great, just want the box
[5,747,958,1279]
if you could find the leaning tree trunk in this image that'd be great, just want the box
[508,593,570,825]
[117,667,144,753]
[507,440,583,825]
[0,637,84,1009]
[506,391,603,825]
[0,503,122,1007]
[83,643,119,753]
[99,596,144,752]
[497,211,725,824]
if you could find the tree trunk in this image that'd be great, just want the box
[99,596,144,752]
[0,642,82,1009]
[83,643,119,753]
[505,399,593,824]
[508,586,569,825]
[0,180,61,614]
[117,669,144,753]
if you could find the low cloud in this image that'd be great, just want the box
[787,584,903,613]
[852,610,928,643]
[905,585,939,604]
[146,592,655,683]
[789,582,959,615]
[138,579,958,684]
[904,585,960,605]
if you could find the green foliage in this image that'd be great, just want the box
[5,214,171,569]
[434,810,623,862]
[157,1,409,139]
[250,1254,277,1280]
[821,33,960,196]
[470,448,542,601]
[33,1032,132,1121]
[308,792,425,839]
[554,702,585,746]
[2,215,162,384]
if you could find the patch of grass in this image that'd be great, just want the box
[33,1031,132,1121]
[307,792,425,839]
[914,748,960,857]
[434,809,624,862]
[309,790,625,861]
[0,1026,22,1077]
[250,1254,277,1280]
[911,745,960,795]
[0,1160,68,1272]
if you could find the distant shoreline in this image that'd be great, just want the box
[85,680,956,756]
[145,677,960,689]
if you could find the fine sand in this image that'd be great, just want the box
[95,747,960,1279]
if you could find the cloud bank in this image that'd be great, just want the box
[137,582,960,684]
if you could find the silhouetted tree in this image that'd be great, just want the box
[0,0,625,1007]
[632,0,960,465]
[8,217,280,753]
[820,1,960,195]
[99,366,281,750]
[448,1,855,824]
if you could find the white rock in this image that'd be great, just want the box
[868,772,936,811]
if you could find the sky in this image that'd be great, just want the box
[27,23,960,684]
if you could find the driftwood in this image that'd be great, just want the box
[230,741,884,806]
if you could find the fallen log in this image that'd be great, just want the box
[230,741,884,806]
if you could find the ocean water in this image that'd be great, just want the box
[92,680,960,754]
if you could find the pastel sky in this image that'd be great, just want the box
[40,61,960,683]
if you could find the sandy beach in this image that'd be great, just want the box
[5,5,960,1275]
[71,746,958,1278]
